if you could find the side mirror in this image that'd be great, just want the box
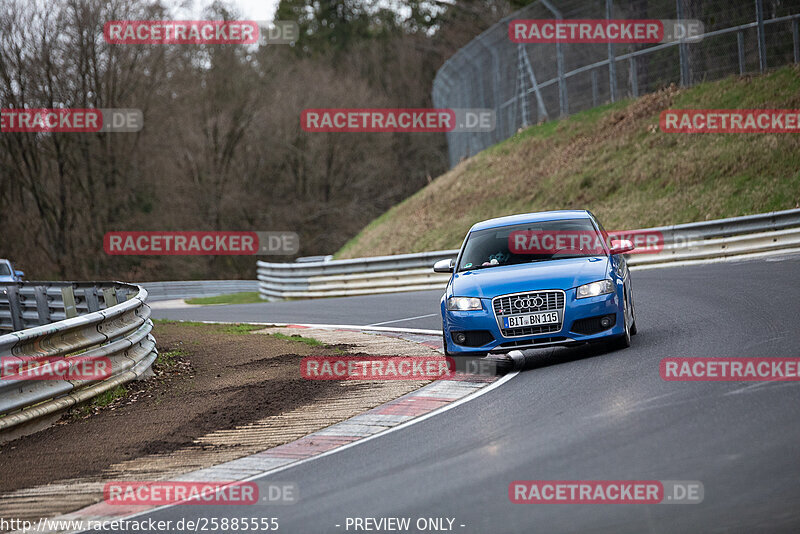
[609,240,635,255]
[433,258,455,273]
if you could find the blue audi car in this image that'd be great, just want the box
[435,210,637,356]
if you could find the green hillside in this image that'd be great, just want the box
[337,65,800,258]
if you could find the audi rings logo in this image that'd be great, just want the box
[514,296,545,309]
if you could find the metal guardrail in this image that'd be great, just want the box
[0,281,156,434]
[140,280,259,301]
[258,250,458,299]
[258,208,800,299]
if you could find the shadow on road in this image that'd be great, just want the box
[516,336,639,372]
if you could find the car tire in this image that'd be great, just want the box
[610,292,632,350]
[442,333,453,356]
[629,292,638,336]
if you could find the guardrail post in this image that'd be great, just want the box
[606,0,617,102]
[33,286,50,326]
[116,287,130,303]
[102,287,118,308]
[737,31,746,74]
[85,287,100,312]
[755,0,767,72]
[61,286,78,319]
[5,286,24,331]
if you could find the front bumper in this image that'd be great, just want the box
[442,289,624,355]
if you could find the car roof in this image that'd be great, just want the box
[469,210,592,232]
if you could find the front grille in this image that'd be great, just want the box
[493,290,565,338]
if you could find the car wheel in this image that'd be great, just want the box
[610,292,632,350]
[442,333,453,356]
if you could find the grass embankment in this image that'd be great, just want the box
[185,292,262,305]
[152,319,324,343]
[337,65,800,258]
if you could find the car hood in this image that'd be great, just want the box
[450,256,610,298]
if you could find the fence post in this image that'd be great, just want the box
[630,57,639,98]
[489,47,503,141]
[439,76,459,167]
[793,17,799,63]
[557,43,567,116]
[755,0,767,72]
[472,61,486,111]
[477,34,502,142]
[606,0,617,102]
[521,45,549,121]
[677,0,690,86]
[542,0,567,116]
[516,44,531,127]
[737,31,746,74]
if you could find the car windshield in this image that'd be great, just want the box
[0,263,10,276]
[457,218,606,272]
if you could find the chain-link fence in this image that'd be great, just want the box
[433,0,800,168]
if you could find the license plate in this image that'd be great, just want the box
[504,311,559,328]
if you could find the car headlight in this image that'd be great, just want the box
[446,297,482,311]
[576,279,615,299]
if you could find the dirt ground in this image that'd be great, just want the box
[0,322,357,493]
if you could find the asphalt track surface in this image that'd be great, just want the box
[137,256,800,533]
